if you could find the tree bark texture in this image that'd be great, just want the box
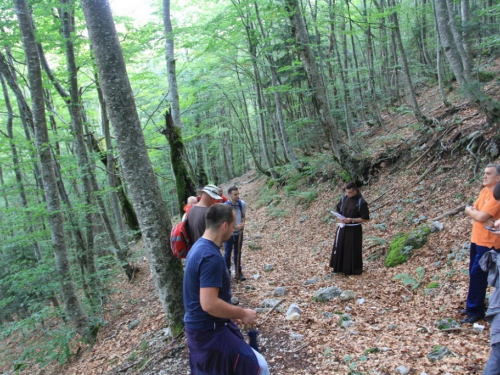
[163,0,199,206]
[81,0,184,335]
[253,0,301,171]
[1,73,42,262]
[97,76,126,238]
[0,50,44,193]
[431,0,451,107]
[59,0,103,288]
[161,110,197,215]
[388,0,430,125]
[14,0,91,338]
[435,0,500,122]
[163,0,182,130]
[91,85,141,234]
[285,0,343,161]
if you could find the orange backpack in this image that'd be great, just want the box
[170,218,191,258]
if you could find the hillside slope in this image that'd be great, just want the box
[10,58,500,375]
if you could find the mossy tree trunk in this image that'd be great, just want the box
[161,110,197,215]
[88,127,140,235]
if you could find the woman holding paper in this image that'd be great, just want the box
[330,182,370,275]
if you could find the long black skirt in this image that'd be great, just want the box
[329,225,363,275]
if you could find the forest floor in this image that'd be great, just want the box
[4,57,500,375]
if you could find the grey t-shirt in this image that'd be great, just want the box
[227,199,246,235]
[186,205,210,246]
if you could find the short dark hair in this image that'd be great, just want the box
[206,203,235,229]
[228,186,239,195]
[345,182,357,190]
[494,181,500,201]
[487,164,500,176]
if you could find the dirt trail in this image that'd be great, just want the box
[22,166,492,375]
[215,169,489,374]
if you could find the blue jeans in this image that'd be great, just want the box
[224,232,243,273]
[484,343,500,375]
[466,243,492,317]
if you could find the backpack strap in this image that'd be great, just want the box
[226,199,243,211]
[339,194,347,215]
[340,195,363,216]
[226,199,245,221]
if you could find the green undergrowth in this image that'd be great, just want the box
[393,266,426,290]
[257,154,341,213]
[385,225,431,267]
[0,253,125,370]
[2,311,76,370]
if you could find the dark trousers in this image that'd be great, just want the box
[466,243,492,317]
[224,232,242,273]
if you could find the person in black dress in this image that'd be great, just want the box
[330,182,370,275]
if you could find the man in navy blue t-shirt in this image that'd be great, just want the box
[183,203,269,375]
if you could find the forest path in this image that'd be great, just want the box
[41,167,490,375]
[216,169,489,374]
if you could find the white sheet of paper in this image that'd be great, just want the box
[331,210,346,220]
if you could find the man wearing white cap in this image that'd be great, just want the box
[186,185,222,246]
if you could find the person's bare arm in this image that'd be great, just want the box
[465,205,492,223]
[200,287,257,325]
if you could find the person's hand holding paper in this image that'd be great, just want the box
[331,211,346,227]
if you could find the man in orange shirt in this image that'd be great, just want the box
[463,164,500,324]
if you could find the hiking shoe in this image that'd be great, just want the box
[460,309,468,315]
[238,273,246,281]
[460,315,484,324]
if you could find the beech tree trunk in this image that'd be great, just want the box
[431,0,451,107]
[161,110,197,215]
[163,0,198,209]
[99,81,126,238]
[59,0,104,289]
[284,0,343,161]
[1,73,42,262]
[388,0,431,125]
[14,0,92,339]
[435,0,500,122]
[81,0,184,335]
[163,0,182,132]
[234,7,280,180]
[58,1,133,281]
[93,79,141,234]
[254,0,301,171]
[0,50,44,198]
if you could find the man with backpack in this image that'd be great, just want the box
[330,182,370,275]
[183,203,269,375]
[186,185,222,246]
[224,186,247,281]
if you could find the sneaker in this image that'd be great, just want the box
[460,315,484,324]
[238,273,246,281]
[460,309,468,315]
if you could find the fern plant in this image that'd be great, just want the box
[393,266,425,290]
